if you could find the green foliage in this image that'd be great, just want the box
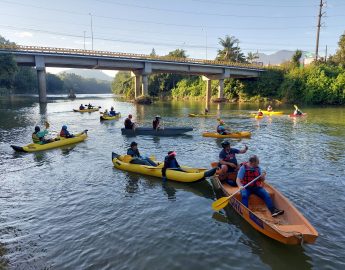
[0,53,17,91]
[291,50,303,68]
[216,35,246,63]
[47,73,64,93]
[111,71,133,97]
[13,67,37,94]
[331,32,345,65]
[167,49,187,59]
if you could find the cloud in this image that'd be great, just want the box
[15,32,33,38]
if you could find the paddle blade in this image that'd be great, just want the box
[212,196,230,211]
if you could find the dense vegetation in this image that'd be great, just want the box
[0,35,111,96]
[112,33,345,105]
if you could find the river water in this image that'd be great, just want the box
[0,94,344,270]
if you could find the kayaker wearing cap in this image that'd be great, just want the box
[236,155,284,217]
[162,151,184,181]
[218,140,248,185]
[60,125,75,138]
[217,120,230,135]
[257,109,264,117]
[127,141,157,166]
[153,115,161,130]
[79,104,85,110]
[32,125,53,144]
[124,114,136,129]
[267,105,273,112]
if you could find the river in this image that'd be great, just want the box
[0,94,344,270]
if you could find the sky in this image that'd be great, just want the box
[0,0,344,75]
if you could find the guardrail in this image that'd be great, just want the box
[0,45,265,70]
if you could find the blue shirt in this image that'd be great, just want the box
[237,165,262,180]
[219,148,240,165]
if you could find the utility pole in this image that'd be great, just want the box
[325,45,328,61]
[89,13,94,50]
[83,31,86,50]
[315,0,325,61]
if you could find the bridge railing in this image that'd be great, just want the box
[0,45,264,70]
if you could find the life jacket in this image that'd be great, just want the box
[32,132,40,143]
[241,162,262,187]
[217,125,224,133]
[258,112,263,116]
[60,129,67,137]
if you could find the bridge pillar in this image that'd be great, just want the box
[218,79,224,99]
[35,56,47,103]
[142,74,149,96]
[202,76,212,111]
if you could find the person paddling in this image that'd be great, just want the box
[79,104,85,110]
[109,107,117,116]
[87,103,94,109]
[218,140,248,186]
[153,115,161,130]
[127,141,157,166]
[236,155,284,217]
[124,114,136,129]
[217,120,230,135]
[267,105,273,112]
[293,106,303,116]
[162,151,184,181]
[32,124,54,144]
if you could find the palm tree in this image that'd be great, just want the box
[247,52,259,63]
[216,35,246,62]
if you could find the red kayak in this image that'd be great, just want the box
[289,113,307,117]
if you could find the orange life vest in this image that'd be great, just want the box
[241,163,262,187]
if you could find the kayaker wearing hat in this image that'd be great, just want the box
[127,141,157,166]
[60,125,75,138]
[257,109,264,117]
[153,115,161,130]
[162,151,183,181]
[124,114,136,129]
[217,119,230,135]
[236,155,284,217]
[218,140,248,185]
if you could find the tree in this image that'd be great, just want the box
[247,52,259,63]
[332,32,345,65]
[47,73,64,93]
[216,35,246,63]
[0,35,18,93]
[150,48,157,57]
[167,49,188,59]
[291,49,303,68]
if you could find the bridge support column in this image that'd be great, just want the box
[35,56,47,103]
[203,77,212,111]
[134,75,141,98]
[142,74,149,96]
[218,79,224,99]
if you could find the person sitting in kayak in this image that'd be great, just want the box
[60,125,75,138]
[103,109,110,116]
[87,103,93,109]
[267,105,273,112]
[153,115,161,130]
[257,109,264,117]
[32,125,53,144]
[218,140,248,186]
[293,108,303,116]
[127,141,157,166]
[124,114,136,129]
[236,155,284,217]
[109,107,117,116]
[162,151,184,181]
[79,104,85,110]
[217,120,230,135]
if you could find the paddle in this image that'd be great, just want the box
[211,174,263,211]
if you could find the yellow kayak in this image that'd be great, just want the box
[255,115,264,119]
[73,108,99,112]
[11,131,88,152]
[100,113,121,121]
[262,110,283,115]
[188,113,216,118]
[202,131,251,138]
[112,153,208,183]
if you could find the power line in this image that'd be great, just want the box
[190,0,318,8]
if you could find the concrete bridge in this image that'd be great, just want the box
[0,45,265,106]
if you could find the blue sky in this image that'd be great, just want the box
[0,0,344,75]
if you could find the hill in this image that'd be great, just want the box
[58,68,114,81]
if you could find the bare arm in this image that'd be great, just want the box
[219,159,237,168]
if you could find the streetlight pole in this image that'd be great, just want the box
[89,13,94,50]
[83,31,86,50]
[202,27,208,60]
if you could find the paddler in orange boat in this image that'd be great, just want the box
[257,109,264,117]
[236,155,284,217]
[218,140,248,186]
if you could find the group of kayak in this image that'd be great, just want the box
[254,105,306,119]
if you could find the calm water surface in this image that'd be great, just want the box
[0,95,344,270]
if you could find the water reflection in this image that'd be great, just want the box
[220,208,313,270]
